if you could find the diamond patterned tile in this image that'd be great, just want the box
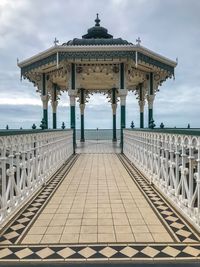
[120,247,138,257]
[36,248,55,258]
[99,247,117,257]
[78,247,96,258]
[162,246,181,257]
[141,246,160,257]
[14,248,33,259]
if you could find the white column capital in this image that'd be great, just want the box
[68,89,78,97]
[112,104,117,115]
[51,100,58,113]
[147,94,155,109]
[120,95,126,106]
[41,95,49,109]
[139,100,145,112]
[80,104,85,115]
[70,95,76,106]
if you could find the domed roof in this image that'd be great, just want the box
[63,14,132,46]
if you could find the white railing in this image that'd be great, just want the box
[124,129,200,230]
[0,129,73,225]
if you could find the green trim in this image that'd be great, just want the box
[139,83,143,101]
[126,128,200,137]
[121,105,126,152]
[120,63,124,89]
[138,52,174,74]
[71,63,75,90]
[148,108,153,128]
[150,72,153,95]
[80,88,84,104]
[113,114,117,141]
[42,74,46,96]
[53,112,57,129]
[21,51,174,76]
[112,88,116,104]
[43,109,48,129]
[140,112,144,128]
[70,105,76,152]
[80,114,85,142]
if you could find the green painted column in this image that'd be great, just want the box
[52,83,58,129]
[80,89,85,142]
[70,104,76,152]
[53,113,57,129]
[140,112,144,128]
[119,63,126,152]
[113,114,117,141]
[70,63,76,153]
[80,114,85,142]
[148,73,154,128]
[121,104,126,152]
[149,108,153,126]
[139,83,144,128]
[112,88,117,142]
[41,73,48,129]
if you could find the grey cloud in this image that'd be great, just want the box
[0,0,199,129]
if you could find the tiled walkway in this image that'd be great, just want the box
[0,142,200,262]
[22,154,172,244]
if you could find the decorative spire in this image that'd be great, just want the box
[95,13,100,26]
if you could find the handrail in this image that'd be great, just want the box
[124,129,200,230]
[0,130,73,225]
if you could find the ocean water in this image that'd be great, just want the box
[76,129,121,140]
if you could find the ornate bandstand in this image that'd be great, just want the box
[18,14,177,150]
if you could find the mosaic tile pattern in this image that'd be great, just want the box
[0,244,199,261]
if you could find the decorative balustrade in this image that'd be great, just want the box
[124,129,200,230]
[0,130,73,225]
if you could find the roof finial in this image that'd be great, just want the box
[95,13,100,26]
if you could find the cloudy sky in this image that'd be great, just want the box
[0,0,199,129]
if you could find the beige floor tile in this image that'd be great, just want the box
[98,225,115,234]
[98,233,116,242]
[33,220,50,227]
[134,233,154,242]
[98,218,113,226]
[81,225,97,234]
[83,213,97,219]
[82,218,97,225]
[40,234,61,243]
[46,226,64,234]
[152,233,173,242]
[22,234,43,244]
[113,217,129,225]
[116,233,135,242]
[147,225,167,233]
[60,233,79,243]
[28,226,47,235]
[98,213,112,219]
[131,225,149,233]
[49,219,66,226]
[115,225,132,234]
[68,213,83,219]
[65,219,82,226]
[79,234,97,243]
[63,226,81,233]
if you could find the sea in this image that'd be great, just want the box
[76,129,120,140]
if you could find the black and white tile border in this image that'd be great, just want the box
[0,243,199,261]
